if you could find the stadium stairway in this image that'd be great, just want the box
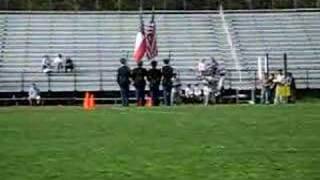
[0,10,320,93]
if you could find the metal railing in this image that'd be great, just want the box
[1,68,320,93]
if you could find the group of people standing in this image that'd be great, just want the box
[261,69,296,104]
[117,58,174,107]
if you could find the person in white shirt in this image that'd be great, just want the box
[203,84,212,106]
[28,83,41,106]
[41,55,52,74]
[197,59,206,77]
[171,73,182,105]
[185,84,194,99]
[53,54,64,72]
[193,84,202,101]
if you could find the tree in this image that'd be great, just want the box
[0,0,318,11]
[272,0,293,9]
[246,0,253,9]
[252,0,272,9]
[0,0,9,10]
[293,0,298,8]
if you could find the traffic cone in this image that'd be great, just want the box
[89,94,96,110]
[83,92,90,110]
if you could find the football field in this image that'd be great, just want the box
[0,104,319,180]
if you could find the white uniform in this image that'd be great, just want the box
[203,86,211,106]
[194,87,202,97]
[185,87,194,98]
[28,86,40,100]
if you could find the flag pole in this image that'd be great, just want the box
[284,53,288,78]
[133,5,147,62]
[149,6,155,61]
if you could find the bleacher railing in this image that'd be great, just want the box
[1,68,320,93]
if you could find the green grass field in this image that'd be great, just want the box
[0,104,320,180]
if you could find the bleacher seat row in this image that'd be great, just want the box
[0,10,319,92]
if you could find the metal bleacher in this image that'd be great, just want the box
[225,11,320,89]
[0,10,320,93]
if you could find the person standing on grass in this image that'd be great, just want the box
[117,58,131,107]
[131,61,148,106]
[269,73,276,103]
[261,73,272,104]
[147,61,162,106]
[274,69,286,104]
[203,83,212,106]
[162,59,174,106]
[171,73,182,105]
[287,72,296,103]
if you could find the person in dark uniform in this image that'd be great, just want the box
[131,61,148,106]
[162,59,174,106]
[147,61,162,106]
[117,58,131,107]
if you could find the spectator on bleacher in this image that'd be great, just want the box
[53,54,64,72]
[132,61,148,106]
[41,55,52,74]
[117,58,131,107]
[287,72,296,103]
[28,83,41,106]
[65,57,74,73]
[147,61,162,106]
[197,59,207,77]
[273,69,286,104]
[162,59,174,106]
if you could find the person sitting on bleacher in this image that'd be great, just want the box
[41,55,53,74]
[28,83,41,106]
[65,57,74,73]
[53,54,64,72]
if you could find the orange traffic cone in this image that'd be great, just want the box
[146,95,153,108]
[89,94,96,110]
[83,92,90,110]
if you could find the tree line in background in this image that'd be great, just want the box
[0,0,319,11]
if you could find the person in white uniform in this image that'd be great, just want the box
[28,83,41,106]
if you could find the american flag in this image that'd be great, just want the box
[145,13,158,60]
